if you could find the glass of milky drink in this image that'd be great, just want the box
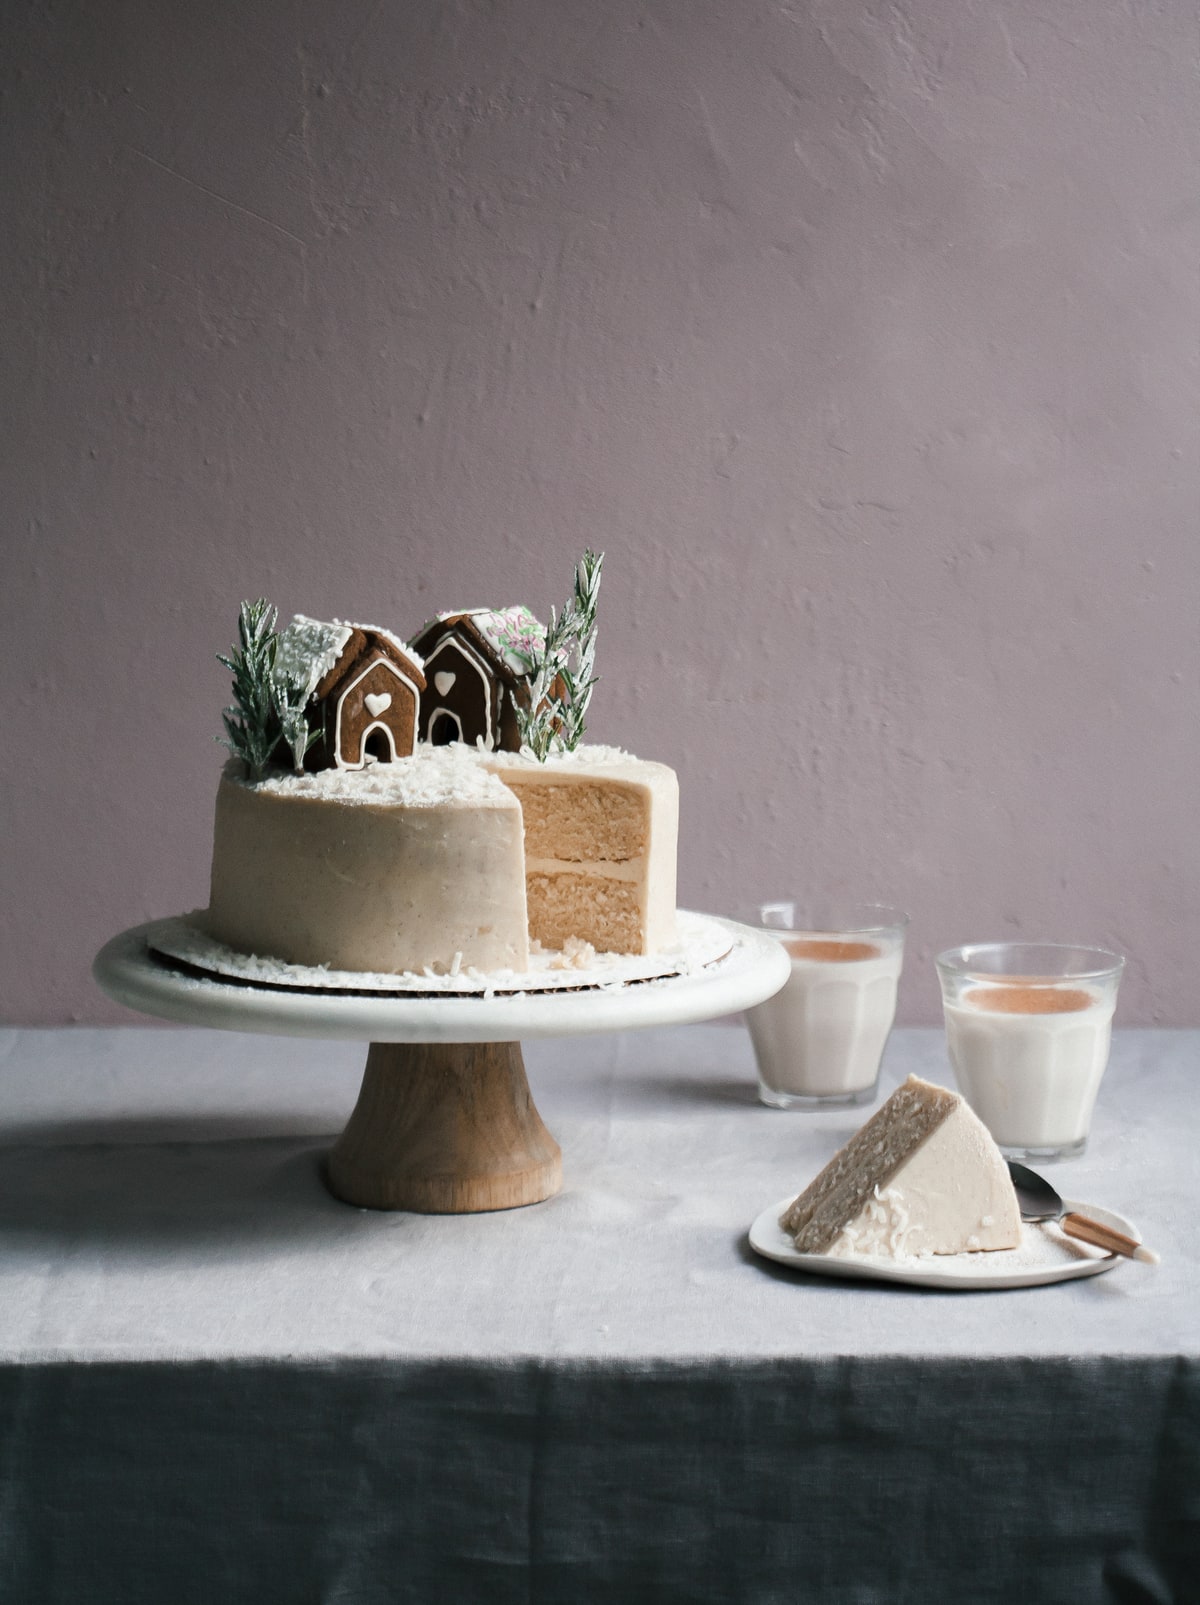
[746,902,908,1109]
[937,943,1125,1161]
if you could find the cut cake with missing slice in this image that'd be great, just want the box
[487,748,678,956]
[781,1075,1021,1259]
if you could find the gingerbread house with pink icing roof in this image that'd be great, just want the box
[409,607,545,752]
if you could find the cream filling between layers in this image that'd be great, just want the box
[524,857,642,881]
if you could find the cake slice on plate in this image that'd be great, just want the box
[781,1075,1021,1258]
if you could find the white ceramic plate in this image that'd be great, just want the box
[749,1195,1138,1290]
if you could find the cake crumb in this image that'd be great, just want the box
[549,935,597,971]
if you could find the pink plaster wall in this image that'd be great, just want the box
[3,1,1198,1025]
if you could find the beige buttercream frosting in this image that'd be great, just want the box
[204,750,530,975]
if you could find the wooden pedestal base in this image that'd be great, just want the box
[326,1040,562,1213]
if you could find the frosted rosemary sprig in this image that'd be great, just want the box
[557,548,602,750]
[218,599,280,781]
[273,674,321,774]
[515,549,603,760]
[217,599,318,779]
[519,613,572,762]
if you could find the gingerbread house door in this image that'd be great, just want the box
[334,656,420,768]
[420,636,497,748]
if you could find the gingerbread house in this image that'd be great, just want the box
[275,616,426,770]
[409,607,544,752]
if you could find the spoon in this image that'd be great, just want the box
[1007,1161,1159,1263]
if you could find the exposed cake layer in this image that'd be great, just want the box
[781,1075,1020,1257]
[515,778,647,862]
[488,748,678,955]
[204,749,530,975]
[525,872,642,954]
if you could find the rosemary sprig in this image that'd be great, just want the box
[274,674,321,774]
[515,549,603,759]
[217,599,318,779]
[217,599,280,781]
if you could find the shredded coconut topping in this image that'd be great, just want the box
[497,743,637,770]
[242,740,645,807]
[828,1185,933,1260]
[246,745,514,807]
[275,616,353,694]
[275,614,424,695]
[147,911,735,996]
[548,935,598,971]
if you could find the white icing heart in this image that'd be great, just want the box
[364,692,392,718]
[434,670,457,696]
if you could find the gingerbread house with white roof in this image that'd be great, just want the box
[409,607,545,752]
[275,616,426,770]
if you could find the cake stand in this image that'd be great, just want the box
[93,916,789,1214]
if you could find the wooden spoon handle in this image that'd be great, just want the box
[1061,1211,1156,1262]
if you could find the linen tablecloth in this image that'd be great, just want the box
[0,1025,1195,1602]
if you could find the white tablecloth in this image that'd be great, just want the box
[0,1025,1195,1601]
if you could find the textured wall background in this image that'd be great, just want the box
[2,0,1197,1025]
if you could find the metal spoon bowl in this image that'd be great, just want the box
[1007,1161,1158,1263]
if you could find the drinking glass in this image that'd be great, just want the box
[745,901,907,1109]
[936,942,1124,1160]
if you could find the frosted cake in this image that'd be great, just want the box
[781,1075,1021,1258]
[206,747,532,975]
[201,555,679,974]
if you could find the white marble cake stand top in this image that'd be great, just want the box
[93,914,790,1044]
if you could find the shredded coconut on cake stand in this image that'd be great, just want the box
[146,910,734,996]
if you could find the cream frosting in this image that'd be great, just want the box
[826,1099,1019,1258]
[205,751,530,975]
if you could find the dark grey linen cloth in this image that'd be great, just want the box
[0,1027,1194,1602]
[2,1357,1195,1603]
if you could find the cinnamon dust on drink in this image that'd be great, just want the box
[784,938,882,963]
[965,985,1093,1014]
